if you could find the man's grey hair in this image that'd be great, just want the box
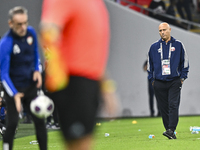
[8,6,28,20]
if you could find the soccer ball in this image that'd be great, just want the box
[30,95,54,119]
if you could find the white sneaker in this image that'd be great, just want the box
[46,124,51,129]
[51,125,60,130]
[2,127,6,134]
[0,128,3,135]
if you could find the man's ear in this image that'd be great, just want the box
[8,19,13,28]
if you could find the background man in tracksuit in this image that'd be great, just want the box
[0,6,47,150]
[147,22,189,139]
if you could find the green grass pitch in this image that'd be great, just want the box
[1,116,200,150]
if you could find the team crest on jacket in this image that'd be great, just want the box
[13,44,20,54]
[158,48,161,53]
[27,36,33,45]
[171,47,175,51]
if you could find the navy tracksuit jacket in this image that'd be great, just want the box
[147,36,189,131]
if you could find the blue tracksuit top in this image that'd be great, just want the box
[147,36,189,83]
[0,26,40,97]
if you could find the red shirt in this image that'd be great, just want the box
[41,0,110,80]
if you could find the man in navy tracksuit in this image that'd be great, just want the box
[0,7,47,150]
[147,22,189,139]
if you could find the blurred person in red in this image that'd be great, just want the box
[39,0,118,150]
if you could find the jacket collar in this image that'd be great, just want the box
[159,36,176,44]
[9,29,27,39]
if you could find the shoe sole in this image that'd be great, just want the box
[163,132,176,139]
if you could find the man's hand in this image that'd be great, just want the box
[181,80,184,84]
[101,79,119,116]
[33,71,42,88]
[14,92,24,113]
[102,91,119,116]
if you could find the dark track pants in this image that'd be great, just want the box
[148,80,155,116]
[3,85,47,150]
[153,78,182,131]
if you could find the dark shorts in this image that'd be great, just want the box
[49,76,100,140]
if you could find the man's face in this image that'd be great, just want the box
[159,23,171,42]
[9,13,28,37]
